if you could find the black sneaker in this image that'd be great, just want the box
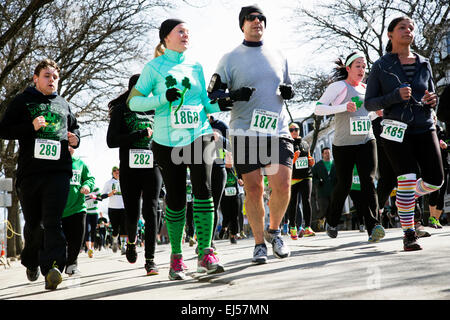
[326,223,338,238]
[145,260,159,276]
[45,267,62,290]
[230,236,237,244]
[126,243,137,264]
[403,230,422,251]
[26,267,40,282]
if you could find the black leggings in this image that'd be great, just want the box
[286,179,312,229]
[376,142,398,210]
[120,166,163,260]
[84,214,98,243]
[382,130,443,186]
[62,212,86,267]
[108,208,126,238]
[211,166,226,241]
[152,136,215,211]
[17,172,70,275]
[326,140,379,234]
[186,201,194,237]
[220,193,240,235]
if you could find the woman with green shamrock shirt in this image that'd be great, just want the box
[127,19,224,280]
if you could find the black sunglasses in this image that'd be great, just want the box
[245,14,266,23]
[289,128,299,132]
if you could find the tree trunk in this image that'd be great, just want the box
[310,115,323,156]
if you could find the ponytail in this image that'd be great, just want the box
[154,42,165,58]
[331,57,348,82]
[386,40,393,53]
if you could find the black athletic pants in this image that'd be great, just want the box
[211,165,226,241]
[108,208,126,238]
[120,166,163,260]
[152,136,214,212]
[62,212,86,267]
[220,192,240,235]
[286,179,312,229]
[17,172,70,276]
[84,214,98,243]
[326,140,379,235]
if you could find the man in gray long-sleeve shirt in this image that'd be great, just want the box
[208,5,295,264]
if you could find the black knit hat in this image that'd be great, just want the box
[239,5,265,31]
[159,19,185,44]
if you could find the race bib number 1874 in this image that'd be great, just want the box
[250,109,278,135]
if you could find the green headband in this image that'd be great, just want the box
[345,51,365,67]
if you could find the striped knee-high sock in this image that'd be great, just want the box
[396,174,416,232]
[193,197,214,257]
[165,207,186,254]
[415,178,442,199]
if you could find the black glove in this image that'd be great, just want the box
[279,84,294,100]
[166,88,181,102]
[217,97,233,111]
[229,87,255,102]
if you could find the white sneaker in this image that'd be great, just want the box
[65,264,80,277]
[264,230,290,259]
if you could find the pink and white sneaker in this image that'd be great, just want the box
[197,248,225,274]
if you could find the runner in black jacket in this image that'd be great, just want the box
[365,16,441,251]
[107,74,163,275]
[0,59,80,290]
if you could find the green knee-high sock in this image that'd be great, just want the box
[165,207,186,254]
[193,197,215,257]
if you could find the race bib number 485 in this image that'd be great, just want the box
[250,109,278,135]
[34,139,61,160]
[380,119,407,143]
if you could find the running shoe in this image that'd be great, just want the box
[298,227,305,238]
[240,231,247,239]
[303,226,315,237]
[121,244,126,255]
[429,216,442,229]
[326,223,338,238]
[26,267,40,282]
[403,229,422,251]
[230,236,237,244]
[112,239,119,253]
[88,249,93,258]
[188,236,196,247]
[368,225,385,243]
[264,230,290,259]
[290,227,298,240]
[252,243,268,264]
[65,264,80,277]
[126,242,137,264]
[145,260,159,276]
[168,254,187,280]
[197,248,225,274]
[45,265,62,290]
[415,221,431,238]
[359,224,365,232]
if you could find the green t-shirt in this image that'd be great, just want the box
[62,156,95,218]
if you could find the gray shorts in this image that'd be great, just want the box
[231,135,294,175]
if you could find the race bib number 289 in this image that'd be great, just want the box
[34,139,61,160]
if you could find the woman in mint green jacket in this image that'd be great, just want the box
[127,19,224,280]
